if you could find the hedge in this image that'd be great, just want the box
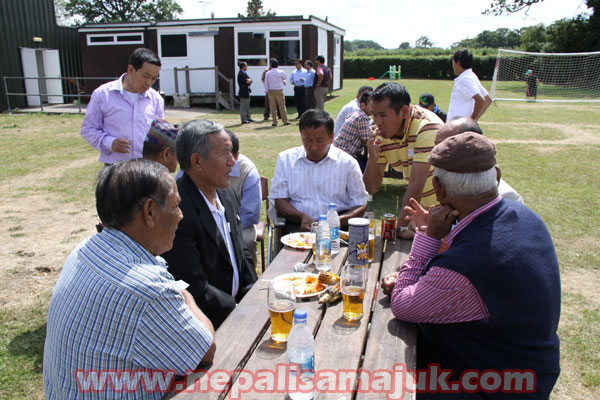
[343,55,498,80]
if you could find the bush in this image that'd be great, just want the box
[343,55,498,80]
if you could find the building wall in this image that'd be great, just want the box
[214,27,235,96]
[0,0,81,111]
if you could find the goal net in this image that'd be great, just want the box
[490,49,600,102]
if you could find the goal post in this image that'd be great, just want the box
[490,49,600,103]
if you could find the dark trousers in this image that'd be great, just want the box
[293,86,306,117]
[305,87,316,110]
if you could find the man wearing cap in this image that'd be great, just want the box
[334,86,373,137]
[418,93,447,123]
[81,48,164,164]
[364,82,443,239]
[381,132,561,399]
[143,118,179,173]
[447,49,492,122]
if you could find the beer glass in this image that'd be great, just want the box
[310,222,319,261]
[268,281,296,342]
[341,264,366,321]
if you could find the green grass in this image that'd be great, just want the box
[0,78,599,399]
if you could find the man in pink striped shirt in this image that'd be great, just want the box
[382,132,561,398]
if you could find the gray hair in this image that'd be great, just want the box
[176,119,224,171]
[434,166,498,198]
[96,159,172,229]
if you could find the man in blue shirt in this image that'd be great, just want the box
[304,60,316,110]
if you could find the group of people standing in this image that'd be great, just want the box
[44,46,560,400]
[237,55,332,126]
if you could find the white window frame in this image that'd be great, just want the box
[87,33,144,46]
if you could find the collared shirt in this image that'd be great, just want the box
[376,105,442,208]
[81,73,164,164]
[447,68,489,121]
[263,68,287,92]
[230,155,262,230]
[304,68,316,87]
[199,191,240,297]
[269,145,368,220]
[290,68,307,87]
[43,228,213,400]
[334,99,361,136]
[334,109,374,156]
[389,196,504,323]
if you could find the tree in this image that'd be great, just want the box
[454,27,521,49]
[399,42,411,50]
[61,0,183,24]
[344,40,384,52]
[520,24,547,52]
[246,0,276,17]
[483,0,597,19]
[415,36,433,49]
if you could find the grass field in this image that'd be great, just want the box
[0,78,599,399]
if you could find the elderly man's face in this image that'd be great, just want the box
[198,130,236,189]
[301,125,333,163]
[153,174,183,255]
[371,98,408,138]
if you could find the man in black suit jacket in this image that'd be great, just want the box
[162,119,257,329]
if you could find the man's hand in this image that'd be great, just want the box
[403,198,430,232]
[112,138,131,153]
[300,214,314,231]
[381,272,399,296]
[426,205,460,240]
[366,129,382,159]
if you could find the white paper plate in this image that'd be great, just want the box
[280,232,313,250]
[273,273,327,298]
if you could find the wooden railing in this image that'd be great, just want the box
[173,66,236,110]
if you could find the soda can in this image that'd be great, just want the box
[348,217,369,265]
[382,214,396,240]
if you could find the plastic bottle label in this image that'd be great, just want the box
[330,227,339,241]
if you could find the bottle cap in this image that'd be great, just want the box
[293,309,308,322]
[319,215,327,221]
[328,203,336,209]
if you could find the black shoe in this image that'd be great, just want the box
[241,120,249,124]
[247,118,255,122]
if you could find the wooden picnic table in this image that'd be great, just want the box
[169,236,416,400]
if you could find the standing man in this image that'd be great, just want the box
[363,82,442,239]
[313,55,332,111]
[44,159,215,399]
[228,130,262,266]
[418,93,447,123]
[162,120,257,329]
[447,49,492,122]
[334,86,373,137]
[237,61,254,124]
[263,58,290,127]
[290,59,307,118]
[81,48,164,164]
[304,60,316,110]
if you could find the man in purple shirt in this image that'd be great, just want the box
[263,58,290,127]
[81,48,164,164]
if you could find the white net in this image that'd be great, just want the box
[490,49,600,102]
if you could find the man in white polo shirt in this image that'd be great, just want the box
[447,49,492,122]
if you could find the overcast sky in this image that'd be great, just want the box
[177,0,589,49]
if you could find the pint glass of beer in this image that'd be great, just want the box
[341,264,366,321]
[268,281,296,342]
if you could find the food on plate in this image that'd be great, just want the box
[283,232,312,249]
[282,274,326,296]
[319,283,342,304]
[318,271,340,285]
[339,230,349,241]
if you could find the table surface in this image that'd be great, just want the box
[169,237,416,400]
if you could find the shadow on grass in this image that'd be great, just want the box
[7,322,47,373]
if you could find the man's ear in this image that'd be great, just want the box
[495,166,501,185]
[433,176,447,203]
[234,152,240,161]
[160,147,171,163]
[190,153,203,172]
[142,198,156,228]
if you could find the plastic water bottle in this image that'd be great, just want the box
[327,203,340,255]
[287,310,315,400]
[315,215,331,271]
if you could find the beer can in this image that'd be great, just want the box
[382,213,396,240]
[348,217,369,265]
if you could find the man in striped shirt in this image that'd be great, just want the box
[363,82,442,239]
[382,133,560,399]
[44,159,215,400]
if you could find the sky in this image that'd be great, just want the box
[177,0,589,49]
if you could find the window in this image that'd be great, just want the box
[87,33,143,46]
[270,31,299,38]
[161,34,187,57]
[269,40,300,66]
[238,32,266,56]
[240,58,268,67]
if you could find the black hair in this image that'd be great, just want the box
[371,82,411,114]
[142,141,168,158]
[96,159,171,229]
[299,109,334,136]
[359,91,371,105]
[358,86,373,96]
[238,61,247,69]
[129,48,161,70]
[316,55,325,63]
[227,129,240,155]
[453,49,473,70]
[270,58,279,68]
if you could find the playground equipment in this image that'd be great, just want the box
[379,65,401,80]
